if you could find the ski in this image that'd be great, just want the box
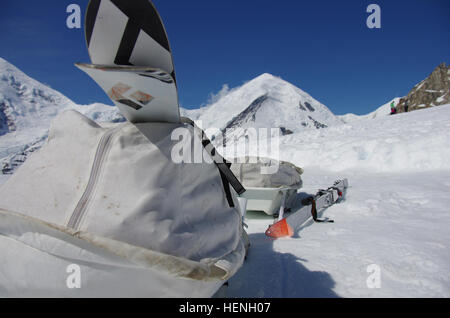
[265,179,349,239]
[82,0,181,123]
[76,63,180,123]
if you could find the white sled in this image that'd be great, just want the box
[230,157,303,216]
[240,187,300,217]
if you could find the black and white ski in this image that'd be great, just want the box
[81,0,180,123]
[85,0,176,78]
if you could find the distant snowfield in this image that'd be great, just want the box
[280,104,450,173]
[227,105,450,298]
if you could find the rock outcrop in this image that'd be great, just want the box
[397,63,449,113]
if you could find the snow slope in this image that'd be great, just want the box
[227,105,450,298]
[229,169,450,298]
[279,104,450,173]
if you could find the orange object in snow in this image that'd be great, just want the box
[265,218,294,238]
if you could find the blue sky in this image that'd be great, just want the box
[0,0,449,115]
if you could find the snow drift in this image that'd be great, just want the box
[278,105,450,173]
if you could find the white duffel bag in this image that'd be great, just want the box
[0,110,246,297]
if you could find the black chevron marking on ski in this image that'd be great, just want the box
[114,19,141,65]
[86,0,101,47]
[138,73,174,84]
[137,70,174,83]
[111,0,171,53]
[117,99,143,110]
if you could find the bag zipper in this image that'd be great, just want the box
[67,127,120,230]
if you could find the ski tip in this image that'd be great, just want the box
[265,218,294,239]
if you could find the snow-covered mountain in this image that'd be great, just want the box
[0,57,76,138]
[0,57,123,176]
[183,73,342,144]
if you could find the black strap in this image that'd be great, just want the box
[181,117,246,207]
[202,139,246,195]
[302,196,334,223]
[219,167,235,208]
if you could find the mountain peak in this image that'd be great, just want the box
[245,73,291,88]
[252,73,279,81]
[184,73,342,141]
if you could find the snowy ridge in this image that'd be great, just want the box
[338,97,402,123]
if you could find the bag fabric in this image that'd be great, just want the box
[230,157,303,189]
[0,110,246,296]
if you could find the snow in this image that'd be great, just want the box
[229,169,450,298]
[223,105,450,174]
[436,94,446,103]
[282,105,450,173]
[415,81,426,91]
